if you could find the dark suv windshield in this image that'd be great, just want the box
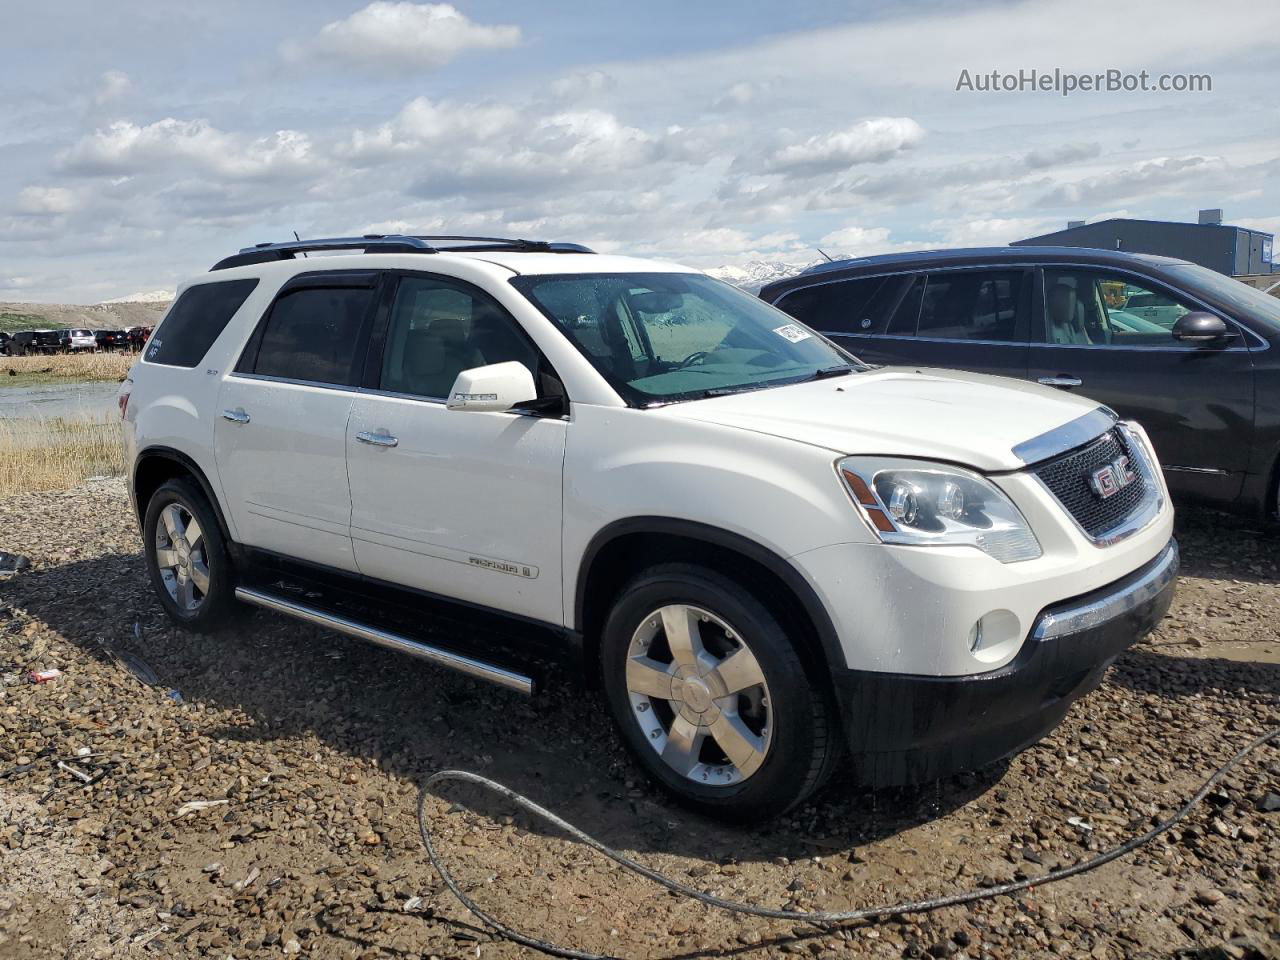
[511,272,859,404]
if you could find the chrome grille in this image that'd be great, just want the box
[1031,428,1147,539]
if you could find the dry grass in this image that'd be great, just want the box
[3,351,134,385]
[0,415,125,496]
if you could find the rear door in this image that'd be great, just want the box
[775,268,1032,380]
[214,271,380,572]
[1030,266,1255,502]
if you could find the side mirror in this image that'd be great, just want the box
[445,361,537,413]
[1172,311,1231,343]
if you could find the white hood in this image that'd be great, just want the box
[660,367,1106,472]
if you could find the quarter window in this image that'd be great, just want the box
[146,279,258,368]
[916,271,1030,342]
[379,276,540,399]
[250,286,375,385]
[1042,270,1202,347]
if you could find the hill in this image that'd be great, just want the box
[0,300,171,335]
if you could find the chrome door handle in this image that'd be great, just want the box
[221,408,250,423]
[1038,376,1082,388]
[356,430,399,448]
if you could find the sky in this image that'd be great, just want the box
[1,0,1277,302]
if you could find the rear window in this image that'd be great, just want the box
[146,279,259,367]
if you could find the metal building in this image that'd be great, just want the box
[1013,210,1275,276]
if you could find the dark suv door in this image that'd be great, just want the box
[1031,266,1256,503]
[773,268,1033,379]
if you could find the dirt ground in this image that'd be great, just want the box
[0,479,1277,960]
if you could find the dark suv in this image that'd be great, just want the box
[760,246,1280,517]
[8,329,62,355]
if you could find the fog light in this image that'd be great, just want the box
[967,619,984,652]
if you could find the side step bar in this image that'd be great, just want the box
[234,586,534,695]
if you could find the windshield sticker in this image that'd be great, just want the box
[772,323,812,343]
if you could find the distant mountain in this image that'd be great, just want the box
[102,289,174,304]
[705,258,822,292]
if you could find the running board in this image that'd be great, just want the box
[234,586,534,695]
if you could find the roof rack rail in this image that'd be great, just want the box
[209,234,594,271]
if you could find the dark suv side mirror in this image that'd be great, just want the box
[1172,311,1232,344]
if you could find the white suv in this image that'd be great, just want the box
[120,235,1178,821]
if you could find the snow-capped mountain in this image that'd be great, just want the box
[102,289,173,304]
[705,258,822,292]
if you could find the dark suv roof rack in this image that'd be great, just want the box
[209,234,595,271]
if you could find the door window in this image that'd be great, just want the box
[776,275,915,335]
[380,276,540,399]
[916,270,1030,342]
[1042,270,1203,347]
[249,286,375,385]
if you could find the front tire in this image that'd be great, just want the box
[143,478,238,631]
[600,563,838,822]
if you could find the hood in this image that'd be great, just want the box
[659,367,1107,472]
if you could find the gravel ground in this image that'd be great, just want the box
[1,479,1277,960]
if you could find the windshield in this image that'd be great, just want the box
[511,272,860,404]
[1163,264,1280,333]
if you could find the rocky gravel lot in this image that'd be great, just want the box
[1,479,1278,960]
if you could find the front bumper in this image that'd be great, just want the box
[835,538,1178,787]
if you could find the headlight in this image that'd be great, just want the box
[837,457,1042,563]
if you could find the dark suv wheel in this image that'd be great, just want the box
[600,562,838,822]
[143,478,238,631]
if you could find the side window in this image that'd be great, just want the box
[146,279,258,367]
[379,276,539,399]
[884,275,924,335]
[1043,270,1198,347]
[777,275,915,336]
[917,270,1030,342]
[251,286,375,385]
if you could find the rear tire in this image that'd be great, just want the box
[600,562,838,822]
[142,478,238,631]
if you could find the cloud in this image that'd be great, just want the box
[756,117,924,177]
[15,186,77,215]
[551,70,615,99]
[57,119,314,181]
[712,80,774,110]
[285,2,520,71]
[1024,142,1101,170]
[925,216,1060,246]
[1034,155,1233,207]
[92,70,131,107]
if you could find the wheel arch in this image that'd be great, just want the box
[132,446,234,544]
[574,517,847,691]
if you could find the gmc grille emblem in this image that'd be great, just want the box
[1088,455,1137,499]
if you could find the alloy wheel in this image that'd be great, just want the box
[624,604,773,786]
[154,502,210,613]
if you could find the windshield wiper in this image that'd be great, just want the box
[799,364,860,382]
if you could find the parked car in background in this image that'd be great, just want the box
[126,325,153,352]
[761,246,1280,517]
[120,233,1176,821]
[0,332,11,356]
[58,328,97,352]
[94,329,130,351]
[9,329,63,355]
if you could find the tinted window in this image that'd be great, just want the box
[251,286,375,384]
[146,279,258,367]
[1043,269,1202,347]
[885,275,924,335]
[917,270,1030,342]
[380,276,539,399]
[777,275,910,335]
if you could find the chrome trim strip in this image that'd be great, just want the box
[1033,540,1178,641]
[234,586,534,695]
[1011,407,1117,466]
[1163,465,1230,476]
[822,331,1026,348]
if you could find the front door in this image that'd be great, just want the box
[214,273,380,572]
[346,273,567,625]
[1030,267,1255,502]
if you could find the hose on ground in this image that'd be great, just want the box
[418,725,1279,960]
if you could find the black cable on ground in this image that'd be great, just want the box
[418,725,1279,960]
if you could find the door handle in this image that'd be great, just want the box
[221,408,250,424]
[356,430,399,448]
[1038,376,1082,388]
